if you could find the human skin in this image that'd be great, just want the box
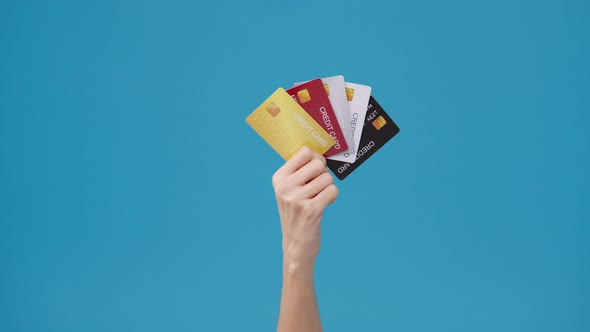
[272,146,339,332]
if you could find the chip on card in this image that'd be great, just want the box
[346,87,355,101]
[297,89,311,103]
[372,115,387,130]
[287,79,348,157]
[246,88,336,160]
[327,96,400,180]
[266,102,281,117]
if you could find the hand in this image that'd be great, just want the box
[272,146,339,270]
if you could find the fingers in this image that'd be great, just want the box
[273,146,326,188]
[304,171,334,198]
[272,146,315,187]
[291,156,327,185]
[313,183,339,208]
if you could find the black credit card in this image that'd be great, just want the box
[327,96,400,180]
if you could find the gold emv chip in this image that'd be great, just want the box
[266,102,281,117]
[323,84,330,96]
[372,115,387,130]
[345,87,355,101]
[297,89,311,103]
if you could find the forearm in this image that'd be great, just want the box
[277,258,322,332]
[273,147,337,332]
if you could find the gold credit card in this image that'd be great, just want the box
[246,88,336,160]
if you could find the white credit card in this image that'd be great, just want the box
[293,76,356,163]
[340,82,371,163]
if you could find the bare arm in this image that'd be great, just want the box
[272,147,339,332]
[278,259,320,332]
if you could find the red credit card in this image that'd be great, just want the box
[287,79,348,157]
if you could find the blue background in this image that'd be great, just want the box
[1,0,589,331]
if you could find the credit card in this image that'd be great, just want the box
[327,96,400,180]
[293,75,355,163]
[286,79,348,157]
[246,88,336,160]
[342,82,372,162]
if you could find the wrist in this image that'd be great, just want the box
[283,256,315,279]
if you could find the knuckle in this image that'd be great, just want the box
[329,184,339,199]
[276,179,302,202]
[312,158,325,173]
[306,198,320,211]
[322,172,334,185]
[300,146,313,158]
[275,182,289,198]
[272,172,280,188]
[312,154,326,167]
[310,149,325,162]
[282,193,295,204]
[287,195,305,211]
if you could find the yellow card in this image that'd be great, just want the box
[246,88,336,160]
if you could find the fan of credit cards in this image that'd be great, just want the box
[246,75,400,180]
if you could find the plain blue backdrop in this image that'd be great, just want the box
[1,0,589,331]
